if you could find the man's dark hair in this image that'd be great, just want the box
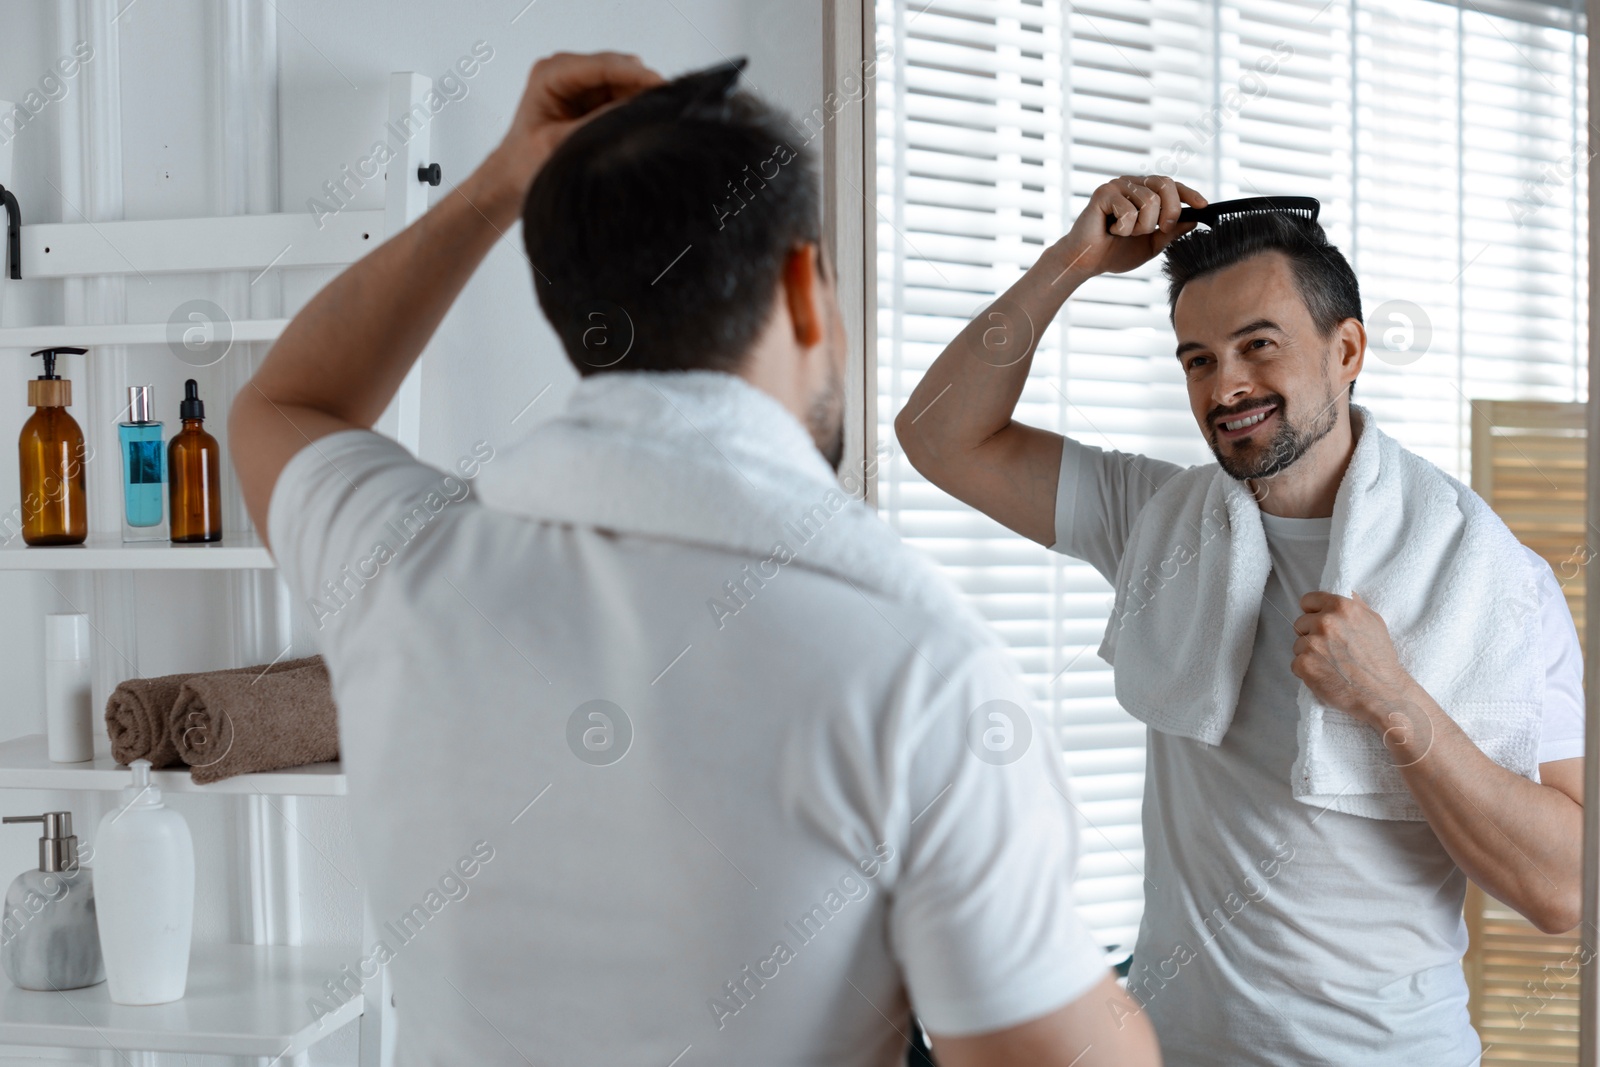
[522,80,822,376]
[1162,212,1362,398]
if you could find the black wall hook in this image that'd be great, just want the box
[0,185,19,280]
[417,164,442,187]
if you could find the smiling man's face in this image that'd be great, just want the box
[1172,249,1359,484]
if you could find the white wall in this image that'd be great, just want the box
[0,1,821,1063]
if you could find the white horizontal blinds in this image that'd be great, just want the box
[1352,0,1586,479]
[1457,4,1587,470]
[875,0,1154,948]
[1055,0,1210,949]
[1352,0,1464,468]
[1062,0,1210,475]
[1217,0,1353,231]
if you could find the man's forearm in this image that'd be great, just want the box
[896,245,1090,454]
[890,177,1198,546]
[247,145,532,427]
[1373,683,1583,933]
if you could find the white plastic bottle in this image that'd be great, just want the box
[44,614,92,762]
[94,759,195,1004]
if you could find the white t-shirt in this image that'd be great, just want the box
[269,427,1109,1067]
[1050,436,1584,1067]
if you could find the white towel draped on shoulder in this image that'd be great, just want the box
[1096,401,1546,821]
[473,369,985,632]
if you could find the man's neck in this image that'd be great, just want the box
[1249,411,1356,519]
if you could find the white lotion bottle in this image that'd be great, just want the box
[44,614,92,762]
[94,759,195,1004]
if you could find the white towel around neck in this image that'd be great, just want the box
[473,369,986,634]
[1096,401,1546,821]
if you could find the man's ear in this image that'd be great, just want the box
[782,242,825,348]
[1338,317,1365,387]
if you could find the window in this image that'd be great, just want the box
[874,0,1587,952]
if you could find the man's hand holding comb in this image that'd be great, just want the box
[1053,174,1208,285]
[489,52,667,218]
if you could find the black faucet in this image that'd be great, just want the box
[0,184,19,280]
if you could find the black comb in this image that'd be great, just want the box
[1105,195,1320,231]
[660,56,749,113]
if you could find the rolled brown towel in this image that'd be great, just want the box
[105,656,324,767]
[171,658,338,784]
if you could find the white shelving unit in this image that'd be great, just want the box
[0,757,362,1061]
[0,533,274,570]
[0,11,436,1062]
[0,319,290,351]
[0,735,345,797]
[0,943,364,1057]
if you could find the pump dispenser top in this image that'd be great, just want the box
[1,811,80,872]
[27,348,85,409]
[120,758,164,809]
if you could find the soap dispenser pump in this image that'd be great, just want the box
[0,811,104,991]
[18,348,88,546]
[94,759,194,1004]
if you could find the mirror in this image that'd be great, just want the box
[853,0,1598,1061]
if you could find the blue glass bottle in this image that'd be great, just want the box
[119,385,166,541]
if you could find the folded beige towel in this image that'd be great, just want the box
[105,656,325,768]
[172,659,338,784]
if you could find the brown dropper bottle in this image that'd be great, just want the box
[168,379,222,543]
[18,348,88,546]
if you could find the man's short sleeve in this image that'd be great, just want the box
[1050,436,1186,584]
[1528,546,1585,764]
[267,429,477,643]
[888,644,1110,1036]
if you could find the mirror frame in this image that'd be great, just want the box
[1581,0,1598,1057]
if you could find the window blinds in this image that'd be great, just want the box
[874,0,1587,952]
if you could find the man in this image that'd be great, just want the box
[231,53,1159,1067]
[895,174,1586,1065]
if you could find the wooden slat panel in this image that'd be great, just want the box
[1467,400,1586,1067]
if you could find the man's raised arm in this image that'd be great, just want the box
[229,52,663,552]
[893,175,1205,547]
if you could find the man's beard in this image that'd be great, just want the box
[1211,378,1339,483]
[807,357,846,472]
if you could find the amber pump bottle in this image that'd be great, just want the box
[168,379,221,544]
[19,348,88,547]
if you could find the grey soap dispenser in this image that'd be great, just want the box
[0,811,104,990]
